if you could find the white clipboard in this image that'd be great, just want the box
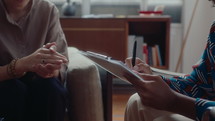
[80,51,144,85]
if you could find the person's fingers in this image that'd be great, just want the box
[41,59,63,65]
[135,58,145,64]
[39,47,56,55]
[43,42,56,49]
[51,51,68,62]
[138,73,155,79]
[123,72,147,86]
[125,57,133,68]
[36,48,68,63]
[32,64,48,77]
[138,73,162,82]
[38,43,68,64]
[134,63,153,74]
[49,45,57,51]
[40,53,68,63]
[45,63,62,70]
[40,44,58,55]
[33,64,57,78]
[125,57,147,69]
[38,64,51,74]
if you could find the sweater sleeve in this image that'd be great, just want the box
[162,22,215,100]
[45,4,69,82]
[195,98,215,121]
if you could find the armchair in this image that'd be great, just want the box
[65,47,112,121]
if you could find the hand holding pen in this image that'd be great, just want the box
[126,39,153,74]
[132,39,137,67]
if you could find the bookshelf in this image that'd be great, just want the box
[127,16,170,69]
[60,16,170,69]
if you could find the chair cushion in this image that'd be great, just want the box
[66,47,104,121]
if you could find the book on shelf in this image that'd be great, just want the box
[147,46,153,66]
[155,44,163,66]
[143,43,148,64]
[128,35,135,58]
[128,35,144,60]
[152,46,157,66]
[142,44,163,67]
[128,36,164,67]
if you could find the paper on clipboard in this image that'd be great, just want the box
[80,51,144,85]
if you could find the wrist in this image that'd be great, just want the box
[15,58,27,77]
[53,70,59,77]
[168,92,196,119]
[7,58,26,78]
[166,91,180,112]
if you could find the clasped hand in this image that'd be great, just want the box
[21,42,68,78]
[125,57,177,111]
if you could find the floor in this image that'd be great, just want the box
[112,90,135,121]
[65,81,135,121]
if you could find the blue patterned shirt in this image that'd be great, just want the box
[162,22,215,120]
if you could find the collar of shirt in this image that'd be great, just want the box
[0,0,35,27]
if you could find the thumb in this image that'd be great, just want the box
[43,42,57,53]
[43,42,56,49]
[49,45,57,51]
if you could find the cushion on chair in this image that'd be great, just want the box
[66,47,104,121]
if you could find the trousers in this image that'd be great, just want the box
[124,93,194,121]
[0,73,67,121]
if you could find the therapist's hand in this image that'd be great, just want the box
[125,57,153,74]
[125,72,177,111]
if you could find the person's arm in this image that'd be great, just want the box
[158,77,215,120]
[0,58,30,81]
[124,21,215,120]
[168,91,196,119]
[159,90,215,121]
[124,72,196,119]
[195,98,215,120]
[0,65,20,81]
[2,43,68,81]
[171,93,215,120]
[163,30,215,100]
[127,72,215,120]
[163,22,215,100]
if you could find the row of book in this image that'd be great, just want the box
[128,35,163,67]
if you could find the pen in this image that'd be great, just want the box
[132,39,137,67]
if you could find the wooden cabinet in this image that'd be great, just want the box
[60,16,170,69]
[60,18,127,61]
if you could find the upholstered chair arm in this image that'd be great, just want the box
[66,47,104,121]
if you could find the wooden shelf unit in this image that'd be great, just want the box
[60,16,170,69]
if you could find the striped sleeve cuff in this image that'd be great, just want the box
[195,98,215,121]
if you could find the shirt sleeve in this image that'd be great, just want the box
[44,5,69,82]
[195,98,215,120]
[162,22,215,100]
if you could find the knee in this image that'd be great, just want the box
[0,79,27,118]
[31,77,67,98]
[124,93,143,121]
[0,79,27,100]
[44,78,67,97]
[126,93,142,110]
